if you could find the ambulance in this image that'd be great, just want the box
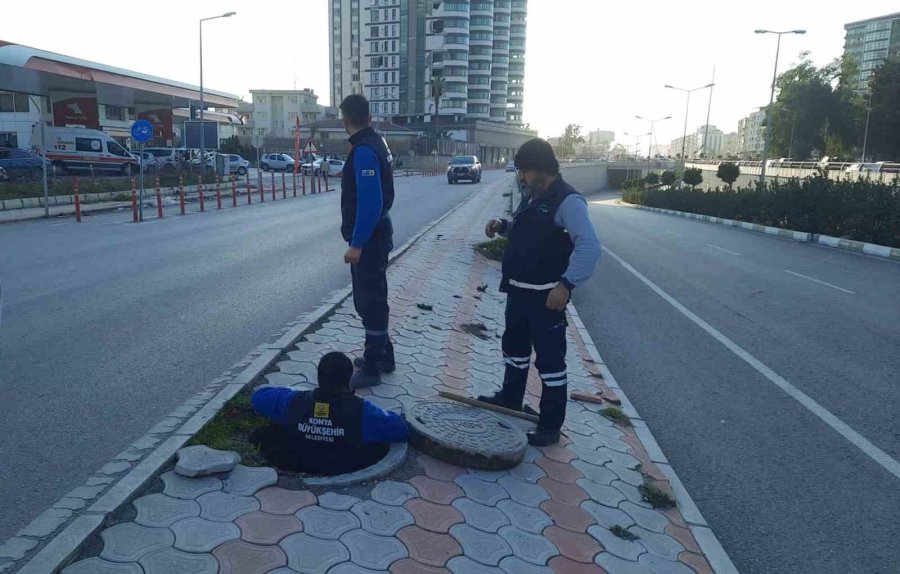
[33,126,139,175]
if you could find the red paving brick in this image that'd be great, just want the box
[409,476,465,505]
[235,511,301,545]
[549,555,608,573]
[443,367,469,380]
[418,455,466,482]
[544,526,603,564]
[664,508,688,529]
[254,487,316,515]
[538,478,590,506]
[540,500,596,533]
[405,499,464,533]
[390,558,451,574]
[540,445,578,464]
[666,525,702,555]
[397,526,462,568]
[212,540,286,574]
[679,551,715,574]
[536,457,585,484]
[438,374,469,390]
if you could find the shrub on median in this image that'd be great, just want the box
[622,174,900,248]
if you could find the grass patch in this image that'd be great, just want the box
[189,390,269,467]
[416,303,434,311]
[639,483,677,509]
[610,525,640,541]
[476,284,488,293]
[461,322,490,340]
[602,406,632,427]
[475,237,508,262]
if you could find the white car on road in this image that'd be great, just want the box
[260,153,296,172]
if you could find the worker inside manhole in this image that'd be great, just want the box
[250,351,409,475]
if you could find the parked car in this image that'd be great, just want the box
[261,153,296,172]
[225,154,250,175]
[144,148,186,172]
[0,148,48,181]
[447,155,482,184]
[35,126,138,175]
[134,151,158,173]
[301,154,324,175]
[505,160,516,172]
[315,158,345,176]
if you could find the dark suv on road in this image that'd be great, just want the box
[447,155,482,184]
[0,148,47,181]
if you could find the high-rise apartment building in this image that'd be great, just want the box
[330,0,528,126]
[737,110,766,159]
[843,12,900,94]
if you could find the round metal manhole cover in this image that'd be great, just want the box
[407,401,527,470]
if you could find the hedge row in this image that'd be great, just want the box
[623,175,900,248]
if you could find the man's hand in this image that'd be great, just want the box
[344,246,363,265]
[546,283,570,311]
[485,219,503,238]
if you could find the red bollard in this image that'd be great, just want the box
[259,174,265,202]
[245,172,252,204]
[155,177,163,219]
[232,177,238,208]
[131,177,138,222]
[271,172,276,201]
[197,176,205,212]
[282,171,287,199]
[292,172,297,197]
[302,172,307,195]
[73,177,82,222]
[215,175,222,209]
[179,175,186,215]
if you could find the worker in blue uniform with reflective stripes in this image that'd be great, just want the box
[479,138,602,446]
[338,94,396,388]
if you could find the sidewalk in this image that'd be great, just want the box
[53,182,728,574]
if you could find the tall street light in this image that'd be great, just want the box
[200,11,236,176]
[624,131,651,181]
[635,115,672,160]
[755,29,805,185]
[664,83,714,177]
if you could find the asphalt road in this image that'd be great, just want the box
[0,170,509,540]
[575,192,900,574]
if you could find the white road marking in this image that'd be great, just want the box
[604,246,900,481]
[663,230,683,238]
[706,244,740,256]
[784,270,856,294]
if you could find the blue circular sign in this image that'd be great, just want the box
[131,119,154,143]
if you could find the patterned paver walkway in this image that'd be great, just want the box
[63,181,716,574]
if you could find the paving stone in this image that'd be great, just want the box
[640,554,700,574]
[87,475,117,487]
[540,500,596,533]
[297,506,360,539]
[62,558,143,574]
[280,533,350,574]
[255,487,317,514]
[139,547,218,574]
[414,354,446,368]
[133,493,200,528]
[130,435,162,452]
[631,527,684,561]
[371,383,407,399]
[319,492,361,511]
[509,462,547,484]
[581,502,635,530]
[498,525,559,566]
[98,461,132,476]
[405,499,464,533]
[198,492,260,522]
[495,500,553,534]
[0,537,37,560]
[568,445,613,467]
[235,511,302,545]
[570,460,618,486]
[265,372,310,387]
[542,526,601,564]
[449,524,512,567]
[369,396,405,411]
[175,445,240,478]
[397,526,463,567]
[455,475,510,506]
[451,498,510,533]
[100,522,174,562]
[410,476,465,505]
[66,485,106,500]
[401,383,436,399]
[328,564,385,574]
[278,361,318,377]
[17,508,71,537]
[499,557,554,574]
[446,556,504,573]
[587,525,646,562]
[612,481,651,508]
[410,362,443,377]
[523,446,542,464]
[170,516,240,552]
[608,463,644,487]
[161,471,222,500]
[497,476,550,508]
[619,502,670,534]
[595,553,655,574]
[352,500,415,536]
[371,481,418,507]
[114,449,144,463]
[223,465,278,496]
[535,458,584,484]
[212,539,287,574]
[341,529,408,570]
[389,558,450,574]
[466,469,509,483]
[576,478,628,508]
[54,497,87,511]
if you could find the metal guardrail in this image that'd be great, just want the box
[687,158,900,174]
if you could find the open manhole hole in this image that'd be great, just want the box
[408,400,527,470]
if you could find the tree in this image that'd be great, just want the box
[645,172,660,185]
[866,58,900,161]
[716,162,741,189]
[660,170,677,186]
[683,167,703,189]
[554,124,585,158]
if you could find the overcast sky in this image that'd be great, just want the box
[3,0,896,147]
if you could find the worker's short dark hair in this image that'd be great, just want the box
[317,352,354,393]
[514,138,559,175]
[339,94,371,129]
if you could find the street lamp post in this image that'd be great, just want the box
[755,29,805,185]
[664,83,714,180]
[861,89,873,163]
[635,115,672,160]
[624,131,651,181]
[199,11,236,179]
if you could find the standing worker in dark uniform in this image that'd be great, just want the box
[479,138,601,446]
[339,94,396,388]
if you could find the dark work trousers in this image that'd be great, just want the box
[351,226,394,373]
[499,290,568,431]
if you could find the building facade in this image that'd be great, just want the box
[587,130,615,146]
[720,132,740,157]
[737,110,766,159]
[330,0,528,126]
[843,12,900,94]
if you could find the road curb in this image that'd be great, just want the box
[10,182,494,574]
[566,302,739,574]
[621,201,900,262]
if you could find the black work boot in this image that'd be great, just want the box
[353,357,396,374]
[350,369,382,389]
[476,391,523,412]
[526,428,561,446]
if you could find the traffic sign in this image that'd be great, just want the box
[131,120,153,143]
[303,140,318,153]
